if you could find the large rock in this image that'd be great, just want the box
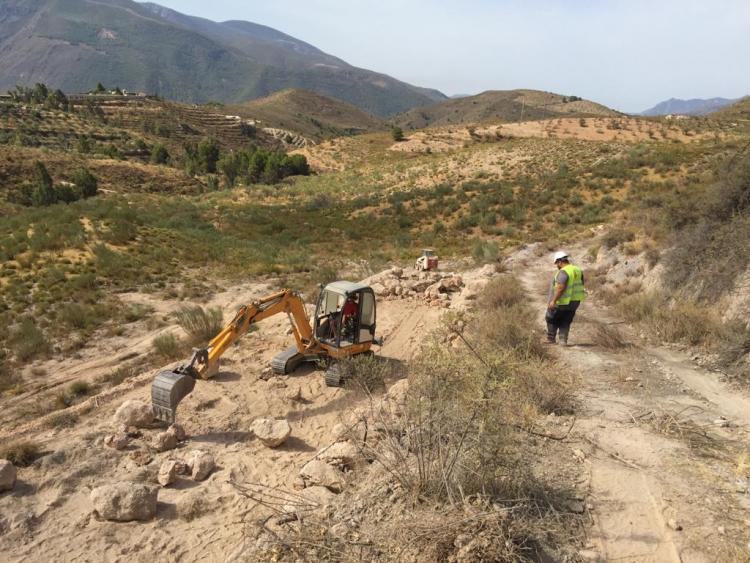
[113,400,153,428]
[153,430,178,453]
[158,460,178,486]
[0,459,17,492]
[300,460,345,493]
[371,282,388,297]
[90,483,158,521]
[104,432,130,451]
[253,418,291,448]
[282,485,336,516]
[168,423,187,442]
[186,450,214,481]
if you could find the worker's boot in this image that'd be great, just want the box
[545,324,557,344]
[558,328,569,347]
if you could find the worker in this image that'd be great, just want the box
[341,294,359,338]
[546,251,585,346]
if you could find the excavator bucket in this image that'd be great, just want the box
[151,370,196,424]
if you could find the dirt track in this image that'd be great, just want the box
[514,244,750,562]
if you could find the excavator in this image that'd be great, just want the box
[151,281,379,423]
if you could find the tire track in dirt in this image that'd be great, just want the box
[514,244,750,562]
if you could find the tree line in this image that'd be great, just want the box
[11,162,98,207]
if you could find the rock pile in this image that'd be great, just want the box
[367,266,465,308]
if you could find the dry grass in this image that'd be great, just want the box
[152,332,186,360]
[618,291,726,346]
[590,321,630,349]
[0,440,40,466]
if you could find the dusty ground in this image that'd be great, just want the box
[512,243,750,562]
[2,246,750,562]
[0,266,477,561]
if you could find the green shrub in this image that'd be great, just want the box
[175,306,224,345]
[152,332,185,360]
[391,127,405,142]
[0,440,39,466]
[10,318,51,361]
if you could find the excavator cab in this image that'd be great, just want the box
[314,282,376,348]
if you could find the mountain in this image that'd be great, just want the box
[640,97,739,116]
[394,89,618,129]
[227,89,385,140]
[0,0,446,116]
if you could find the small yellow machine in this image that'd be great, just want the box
[152,281,378,422]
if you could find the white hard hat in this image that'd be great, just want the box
[553,251,569,262]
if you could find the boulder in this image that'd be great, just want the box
[186,450,215,481]
[0,459,17,492]
[168,423,187,442]
[371,282,388,297]
[300,460,345,493]
[284,384,302,403]
[158,460,178,486]
[113,400,153,428]
[390,266,403,278]
[90,483,158,522]
[153,430,178,452]
[283,485,336,516]
[317,441,360,468]
[253,418,291,448]
[386,378,409,412]
[104,432,130,451]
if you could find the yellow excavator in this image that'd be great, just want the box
[151,281,379,422]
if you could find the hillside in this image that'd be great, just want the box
[394,89,619,129]
[0,0,445,116]
[228,89,386,140]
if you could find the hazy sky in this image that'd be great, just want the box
[148,1,750,113]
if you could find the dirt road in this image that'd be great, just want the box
[515,244,750,562]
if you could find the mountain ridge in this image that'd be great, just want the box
[640,97,739,116]
[0,0,446,116]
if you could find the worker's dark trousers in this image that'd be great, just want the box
[546,301,581,342]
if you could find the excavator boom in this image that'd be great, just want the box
[152,290,313,423]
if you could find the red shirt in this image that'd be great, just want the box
[342,300,357,317]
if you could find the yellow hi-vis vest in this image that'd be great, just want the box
[553,264,585,306]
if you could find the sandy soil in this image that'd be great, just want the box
[0,268,470,561]
[513,243,750,562]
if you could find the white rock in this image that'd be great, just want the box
[317,441,360,468]
[300,460,345,493]
[386,378,409,413]
[390,266,403,278]
[153,430,178,452]
[371,282,388,297]
[104,432,130,451]
[168,423,187,441]
[0,459,17,492]
[90,483,158,521]
[253,418,291,448]
[113,400,153,428]
[284,384,302,402]
[158,460,178,486]
[282,485,336,516]
[187,450,215,481]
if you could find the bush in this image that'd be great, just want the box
[71,169,98,199]
[175,306,224,345]
[0,440,39,466]
[150,144,170,165]
[68,380,91,397]
[152,332,185,360]
[10,318,51,361]
[391,127,405,142]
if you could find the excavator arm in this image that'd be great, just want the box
[152,290,313,423]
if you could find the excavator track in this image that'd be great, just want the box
[271,346,305,375]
